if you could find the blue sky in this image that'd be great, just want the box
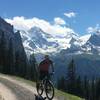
[0,0,100,35]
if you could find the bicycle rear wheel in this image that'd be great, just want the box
[45,81,54,100]
[36,82,44,96]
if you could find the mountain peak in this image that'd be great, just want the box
[95,30,100,36]
[88,33,100,46]
[29,26,43,33]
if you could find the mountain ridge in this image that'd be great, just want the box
[20,26,100,56]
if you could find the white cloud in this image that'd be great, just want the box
[5,16,75,36]
[87,24,100,33]
[87,27,95,33]
[64,12,76,18]
[54,17,66,25]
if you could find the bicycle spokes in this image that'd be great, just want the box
[46,81,54,100]
[36,82,44,96]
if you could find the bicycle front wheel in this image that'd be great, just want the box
[45,81,54,100]
[36,82,44,96]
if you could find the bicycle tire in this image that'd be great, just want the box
[45,81,54,100]
[36,82,44,96]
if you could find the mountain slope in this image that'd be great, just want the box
[20,25,100,56]
[20,26,80,55]
[53,53,100,80]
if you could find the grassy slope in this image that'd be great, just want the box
[55,89,83,100]
[9,75,83,100]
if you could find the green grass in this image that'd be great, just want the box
[8,75,83,100]
[55,89,84,100]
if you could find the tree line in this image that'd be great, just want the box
[57,59,100,100]
[0,30,37,81]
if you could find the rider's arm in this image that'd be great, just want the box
[38,62,42,72]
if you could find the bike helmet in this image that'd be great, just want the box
[44,55,49,59]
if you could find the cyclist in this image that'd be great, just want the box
[38,55,54,81]
[36,55,55,99]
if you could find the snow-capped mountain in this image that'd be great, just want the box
[60,32,100,55]
[19,25,100,56]
[2,17,100,79]
[82,33,100,54]
[20,26,80,55]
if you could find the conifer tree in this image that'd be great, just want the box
[57,76,66,91]
[95,78,100,100]
[76,76,83,97]
[0,30,4,72]
[0,31,7,73]
[66,59,76,94]
[29,53,37,81]
[15,51,20,76]
[83,76,90,100]
[7,38,15,74]
[90,78,96,100]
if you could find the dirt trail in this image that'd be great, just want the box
[0,82,17,100]
[0,74,57,100]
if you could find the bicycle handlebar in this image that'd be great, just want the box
[49,72,55,76]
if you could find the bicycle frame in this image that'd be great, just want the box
[36,73,55,99]
[42,74,52,88]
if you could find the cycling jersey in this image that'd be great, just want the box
[39,59,53,72]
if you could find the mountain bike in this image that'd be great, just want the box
[36,73,55,100]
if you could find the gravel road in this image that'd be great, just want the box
[0,74,57,100]
[0,77,35,100]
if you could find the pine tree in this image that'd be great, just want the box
[95,78,100,100]
[57,76,66,91]
[29,53,37,81]
[76,76,83,97]
[83,76,90,100]
[66,59,76,94]
[0,30,4,72]
[0,31,7,73]
[7,38,15,74]
[15,50,28,77]
[15,51,20,76]
[90,78,96,100]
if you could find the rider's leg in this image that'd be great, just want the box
[46,71,50,80]
[38,71,45,84]
[36,71,44,89]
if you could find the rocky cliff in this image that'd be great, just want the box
[0,17,28,76]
